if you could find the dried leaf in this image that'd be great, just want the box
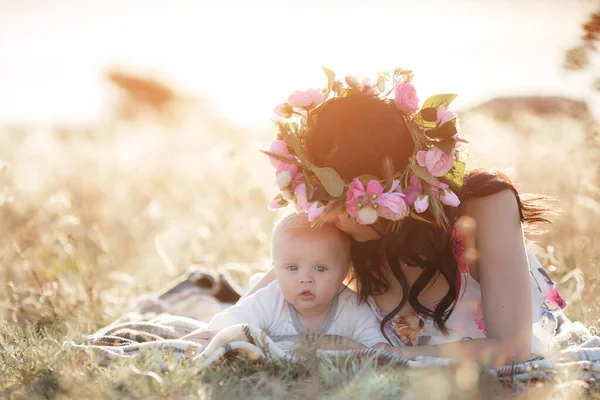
[322,67,336,101]
[279,128,314,169]
[311,166,345,197]
[425,119,458,139]
[420,107,438,122]
[308,185,345,202]
[259,150,301,166]
[381,157,395,187]
[376,76,386,93]
[426,187,450,230]
[356,174,380,185]
[409,211,434,226]
[433,138,455,155]
[409,163,438,186]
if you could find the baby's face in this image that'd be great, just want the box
[272,228,349,315]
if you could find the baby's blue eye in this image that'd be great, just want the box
[288,265,298,272]
[315,266,327,272]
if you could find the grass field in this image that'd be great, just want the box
[1,79,599,398]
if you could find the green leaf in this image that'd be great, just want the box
[425,119,458,139]
[422,94,457,110]
[311,166,345,197]
[420,107,438,122]
[443,160,466,189]
[412,114,438,130]
[433,138,455,155]
[376,76,386,93]
[409,163,439,186]
[322,67,335,100]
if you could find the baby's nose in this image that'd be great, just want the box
[300,275,314,284]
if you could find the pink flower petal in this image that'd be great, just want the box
[294,183,311,212]
[366,180,384,197]
[377,192,409,221]
[268,194,288,210]
[416,151,427,167]
[414,194,429,213]
[307,201,325,221]
[394,82,419,114]
[274,103,293,118]
[440,188,460,207]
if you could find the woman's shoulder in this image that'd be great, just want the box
[460,188,520,221]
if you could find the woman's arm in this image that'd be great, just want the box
[388,190,533,366]
[238,268,275,303]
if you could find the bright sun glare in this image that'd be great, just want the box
[0,1,596,126]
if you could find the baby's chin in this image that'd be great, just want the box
[287,295,332,312]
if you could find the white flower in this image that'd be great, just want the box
[358,207,379,225]
[276,171,292,190]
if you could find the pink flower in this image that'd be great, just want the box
[428,182,460,208]
[275,163,299,188]
[545,289,567,310]
[437,107,457,126]
[437,106,460,138]
[472,302,487,336]
[377,192,409,221]
[413,194,429,213]
[307,201,325,221]
[268,139,294,169]
[294,183,311,213]
[345,179,384,225]
[394,82,419,114]
[404,172,422,205]
[268,194,288,210]
[346,179,413,224]
[287,89,325,109]
[451,228,468,274]
[416,147,455,177]
[439,187,460,207]
[274,103,293,118]
[360,78,379,95]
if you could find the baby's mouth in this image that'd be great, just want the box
[299,290,315,299]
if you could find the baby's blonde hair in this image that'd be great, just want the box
[270,212,351,263]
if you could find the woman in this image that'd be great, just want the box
[250,68,566,366]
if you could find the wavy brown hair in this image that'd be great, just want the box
[305,94,552,339]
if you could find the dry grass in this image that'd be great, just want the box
[0,79,599,398]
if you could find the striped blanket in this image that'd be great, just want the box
[60,266,600,385]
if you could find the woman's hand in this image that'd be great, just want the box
[181,328,217,344]
[289,335,366,357]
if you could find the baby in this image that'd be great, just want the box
[190,213,387,351]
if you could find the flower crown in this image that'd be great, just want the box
[264,67,466,231]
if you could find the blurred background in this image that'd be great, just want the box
[0,0,599,334]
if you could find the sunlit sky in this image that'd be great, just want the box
[0,0,598,127]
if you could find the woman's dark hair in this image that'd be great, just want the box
[305,94,552,338]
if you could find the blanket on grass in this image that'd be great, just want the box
[60,266,600,386]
